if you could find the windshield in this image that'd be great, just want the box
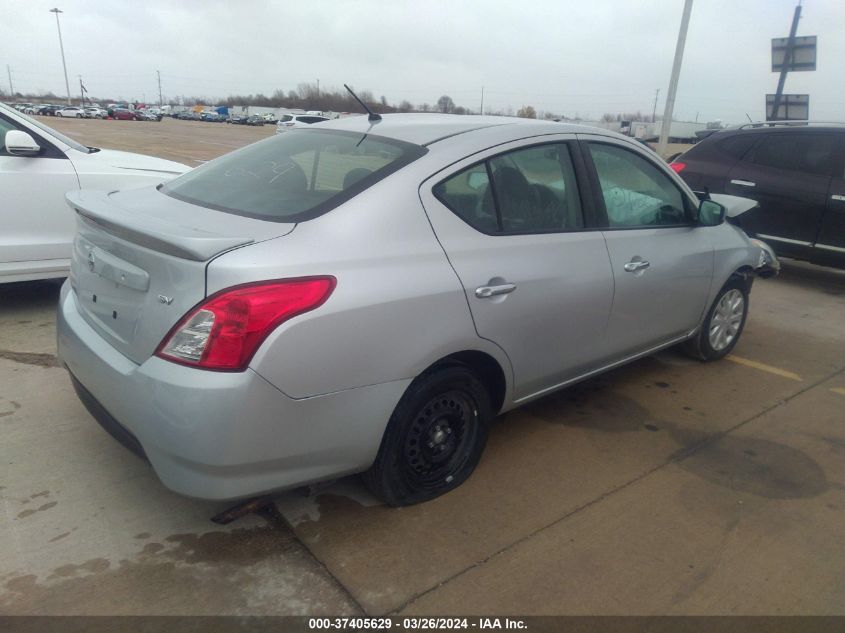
[0,102,91,153]
[161,128,427,222]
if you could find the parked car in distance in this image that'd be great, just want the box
[57,114,778,506]
[227,114,248,124]
[111,108,137,120]
[84,107,108,119]
[672,122,845,269]
[56,106,86,118]
[134,110,162,122]
[200,111,223,122]
[275,113,330,133]
[0,102,190,283]
[245,115,265,126]
[38,104,65,116]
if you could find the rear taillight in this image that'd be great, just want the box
[669,161,686,173]
[156,277,336,371]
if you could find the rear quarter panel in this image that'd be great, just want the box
[206,167,514,401]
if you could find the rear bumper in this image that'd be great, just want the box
[57,281,408,500]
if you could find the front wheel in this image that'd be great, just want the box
[683,277,749,361]
[363,365,492,506]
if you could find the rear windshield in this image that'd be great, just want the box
[161,128,426,222]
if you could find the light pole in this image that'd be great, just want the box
[657,0,694,158]
[49,8,72,105]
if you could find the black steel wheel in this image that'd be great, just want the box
[364,364,492,506]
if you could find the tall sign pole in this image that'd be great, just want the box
[657,0,694,158]
[49,8,72,105]
[770,4,802,120]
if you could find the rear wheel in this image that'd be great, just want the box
[683,277,749,361]
[363,365,492,506]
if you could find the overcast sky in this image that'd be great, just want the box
[4,0,844,123]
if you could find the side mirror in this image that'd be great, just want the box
[5,130,42,157]
[697,199,726,227]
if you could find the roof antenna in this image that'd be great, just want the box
[344,84,381,122]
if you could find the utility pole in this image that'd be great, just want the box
[770,3,801,120]
[6,65,12,97]
[658,0,694,158]
[49,8,72,105]
[316,78,320,97]
[480,86,484,115]
[156,70,163,106]
[652,88,659,122]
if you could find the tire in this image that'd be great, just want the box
[76,113,82,118]
[683,276,750,361]
[363,364,492,506]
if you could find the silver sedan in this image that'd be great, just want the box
[57,114,778,505]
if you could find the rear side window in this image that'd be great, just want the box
[434,143,584,234]
[717,135,757,159]
[298,116,328,124]
[746,133,837,176]
[161,129,427,222]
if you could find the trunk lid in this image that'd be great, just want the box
[67,186,294,364]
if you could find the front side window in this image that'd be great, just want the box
[434,142,584,234]
[161,129,427,222]
[746,133,836,176]
[589,143,688,228]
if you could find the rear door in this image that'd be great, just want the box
[815,133,845,262]
[580,135,714,357]
[724,131,836,258]
[419,137,615,402]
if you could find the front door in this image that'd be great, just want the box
[420,138,614,402]
[580,137,714,357]
[0,115,79,275]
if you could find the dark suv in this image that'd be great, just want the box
[671,123,845,268]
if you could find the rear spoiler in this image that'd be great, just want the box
[67,190,254,261]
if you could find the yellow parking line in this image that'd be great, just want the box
[726,355,803,381]
[830,387,845,397]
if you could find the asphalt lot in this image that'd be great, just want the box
[2,117,845,616]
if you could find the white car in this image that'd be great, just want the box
[0,102,190,283]
[56,107,85,118]
[83,107,107,119]
[275,114,330,133]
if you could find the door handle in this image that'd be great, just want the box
[832,194,845,202]
[624,260,650,272]
[475,283,517,298]
[730,179,756,187]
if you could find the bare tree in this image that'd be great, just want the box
[516,105,537,119]
[436,95,455,114]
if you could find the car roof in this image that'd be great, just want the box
[315,113,620,146]
[712,124,845,137]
